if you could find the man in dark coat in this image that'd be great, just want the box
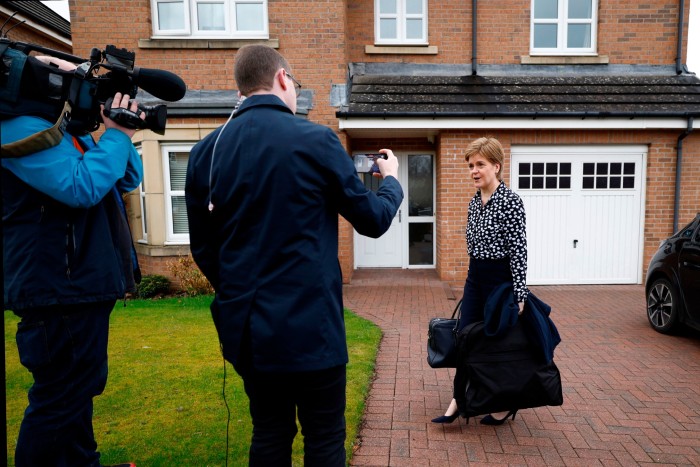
[185,44,403,466]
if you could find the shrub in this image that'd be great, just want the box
[136,274,171,298]
[167,255,214,296]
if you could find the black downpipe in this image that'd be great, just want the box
[674,117,694,232]
[472,0,477,75]
[676,0,686,74]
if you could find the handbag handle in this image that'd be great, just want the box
[451,299,462,320]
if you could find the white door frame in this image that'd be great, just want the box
[354,152,436,269]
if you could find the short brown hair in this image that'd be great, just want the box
[464,136,505,180]
[234,45,291,96]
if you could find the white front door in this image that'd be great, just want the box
[511,145,646,285]
[354,153,435,268]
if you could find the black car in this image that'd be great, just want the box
[645,213,700,333]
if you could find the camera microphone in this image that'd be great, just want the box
[132,67,187,102]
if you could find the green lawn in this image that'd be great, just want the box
[4,296,382,466]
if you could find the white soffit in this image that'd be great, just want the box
[338,117,690,135]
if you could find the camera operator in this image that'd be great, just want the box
[185,44,403,465]
[1,55,144,467]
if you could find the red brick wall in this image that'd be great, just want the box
[63,1,691,134]
[434,129,700,288]
[69,0,349,126]
[599,1,689,64]
[346,0,689,65]
[67,0,698,287]
[340,129,700,287]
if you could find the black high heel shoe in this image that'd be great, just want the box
[479,410,517,426]
[431,412,460,424]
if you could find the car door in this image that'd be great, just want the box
[678,223,700,316]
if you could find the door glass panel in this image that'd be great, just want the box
[582,162,635,190]
[409,223,433,265]
[408,154,433,216]
[360,172,383,192]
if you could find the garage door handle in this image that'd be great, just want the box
[573,239,578,248]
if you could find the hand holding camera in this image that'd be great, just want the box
[102,93,145,138]
[353,149,399,179]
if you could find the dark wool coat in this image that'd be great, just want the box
[185,95,403,373]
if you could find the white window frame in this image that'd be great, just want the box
[161,144,193,244]
[151,0,269,39]
[137,148,148,244]
[530,0,598,55]
[374,0,428,45]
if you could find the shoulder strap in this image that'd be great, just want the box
[1,101,72,158]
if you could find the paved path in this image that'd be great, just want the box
[343,269,700,466]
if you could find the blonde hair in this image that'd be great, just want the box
[464,136,504,181]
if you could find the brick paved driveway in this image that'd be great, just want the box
[343,269,700,466]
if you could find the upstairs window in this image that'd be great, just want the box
[151,0,268,39]
[375,0,427,45]
[531,0,597,54]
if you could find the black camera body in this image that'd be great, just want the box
[0,40,186,136]
[66,45,184,135]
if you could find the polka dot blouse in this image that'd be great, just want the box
[466,181,529,302]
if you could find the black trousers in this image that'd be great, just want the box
[242,364,346,467]
[13,301,114,467]
[459,257,513,329]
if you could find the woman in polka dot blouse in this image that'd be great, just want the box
[432,136,529,426]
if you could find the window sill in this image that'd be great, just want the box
[365,45,438,55]
[134,243,191,257]
[138,38,280,49]
[521,55,609,65]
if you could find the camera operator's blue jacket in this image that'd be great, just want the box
[186,94,403,374]
[1,116,143,310]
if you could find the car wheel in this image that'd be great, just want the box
[646,278,679,334]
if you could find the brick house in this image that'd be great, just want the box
[62,0,699,289]
[0,1,71,53]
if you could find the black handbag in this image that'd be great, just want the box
[426,299,462,368]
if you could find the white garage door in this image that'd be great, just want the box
[511,145,646,285]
